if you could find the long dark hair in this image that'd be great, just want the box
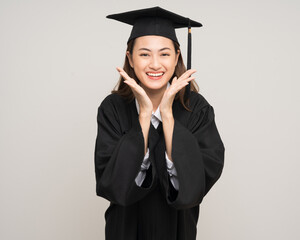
[111,38,199,111]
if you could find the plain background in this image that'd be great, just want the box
[1,0,299,239]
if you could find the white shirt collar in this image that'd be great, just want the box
[135,81,171,123]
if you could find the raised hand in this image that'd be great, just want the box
[116,67,153,116]
[159,69,196,116]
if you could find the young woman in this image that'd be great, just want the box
[94,7,225,240]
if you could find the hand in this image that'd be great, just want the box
[116,67,153,116]
[159,69,196,116]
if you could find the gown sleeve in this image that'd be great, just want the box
[94,97,154,206]
[163,102,225,210]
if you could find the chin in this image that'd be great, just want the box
[143,81,168,90]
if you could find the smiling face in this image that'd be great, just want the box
[126,35,180,92]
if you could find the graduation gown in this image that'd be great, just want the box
[94,91,225,240]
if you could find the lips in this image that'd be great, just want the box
[146,72,164,80]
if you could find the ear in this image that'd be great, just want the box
[126,51,134,68]
[175,49,180,66]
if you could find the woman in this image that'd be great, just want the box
[94,7,225,240]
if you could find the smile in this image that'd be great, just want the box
[146,72,164,79]
[146,72,164,77]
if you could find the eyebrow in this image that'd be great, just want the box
[138,47,172,52]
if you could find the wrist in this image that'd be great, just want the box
[139,111,152,119]
[161,111,173,120]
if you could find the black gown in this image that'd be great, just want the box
[94,91,225,240]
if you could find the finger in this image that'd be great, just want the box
[124,78,141,92]
[116,67,132,81]
[187,69,197,75]
[187,76,196,82]
[124,79,135,86]
[118,70,129,80]
[172,76,195,89]
[177,77,195,90]
[179,75,195,81]
[185,69,197,79]
[120,71,134,83]
[177,81,192,91]
[116,67,126,75]
[123,80,137,90]
[180,69,197,79]
[123,80,137,94]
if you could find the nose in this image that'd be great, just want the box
[149,55,161,70]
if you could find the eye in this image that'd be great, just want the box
[161,53,170,56]
[140,53,149,57]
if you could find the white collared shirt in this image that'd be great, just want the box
[134,82,179,190]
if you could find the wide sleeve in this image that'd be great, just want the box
[94,98,155,206]
[164,103,225,210]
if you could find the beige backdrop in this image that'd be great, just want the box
[1,0,299,239]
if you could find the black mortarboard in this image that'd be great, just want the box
[106,6,202,101]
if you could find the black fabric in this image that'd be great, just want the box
[106,6,202,27]
[168,174,179,202]
[107,6,202,45]
[94,91,225,240]
[141,165,152,188]
[129,17,179,44]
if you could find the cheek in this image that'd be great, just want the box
[132,57,147,69]
[163,58,177,70]
[132,59,147,78]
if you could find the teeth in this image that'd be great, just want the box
[147,72,164,77]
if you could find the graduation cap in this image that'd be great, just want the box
[106,6,202,101]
